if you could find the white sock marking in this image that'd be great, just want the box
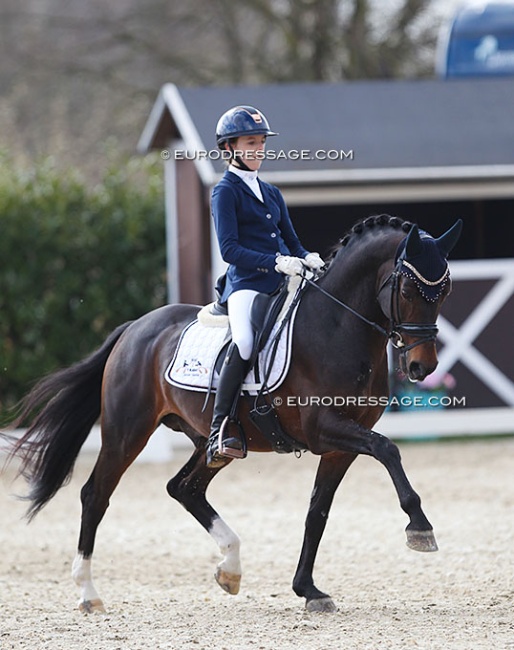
[209,517,242,576]
[71,554,102,604]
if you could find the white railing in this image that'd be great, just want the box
[437,259,514,407]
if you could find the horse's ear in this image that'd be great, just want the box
[436,219,463,257]
[404,224,422,258]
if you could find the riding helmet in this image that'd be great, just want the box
[216,106,278,146]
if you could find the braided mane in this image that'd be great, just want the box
[328,214,414,261]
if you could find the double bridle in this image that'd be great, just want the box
[379,254,440,353]
[303,252,442,358]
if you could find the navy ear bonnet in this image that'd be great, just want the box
[395,220,463,302]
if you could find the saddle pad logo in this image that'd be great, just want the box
[175,358,209,378]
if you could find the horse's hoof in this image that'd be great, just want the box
[305,597,337,613]
[78,598,106,614]
[406,529,438,552]
[215,568,241,595]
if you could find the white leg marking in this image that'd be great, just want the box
[209,517,241,576]
[71,554,103,609]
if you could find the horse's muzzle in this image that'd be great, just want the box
[406,360,435,382]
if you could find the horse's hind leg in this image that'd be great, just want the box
[72,422,154,613]
[166,445,242,595]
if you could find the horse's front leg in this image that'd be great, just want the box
[312,410,438,553]
[293,452,357,612]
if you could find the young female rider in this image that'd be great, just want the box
[206,105,324,468]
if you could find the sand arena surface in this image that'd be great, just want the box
[1,437,513,650]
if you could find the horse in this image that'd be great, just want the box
[1,215,462,614]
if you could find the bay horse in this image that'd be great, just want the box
[2,215,462,614]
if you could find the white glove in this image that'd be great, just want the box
[275,255,305,276]
[304,252,325,271]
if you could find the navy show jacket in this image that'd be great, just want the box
[211,170,309,302]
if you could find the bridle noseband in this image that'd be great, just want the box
[378,254,439,354]
[303,251,444,359]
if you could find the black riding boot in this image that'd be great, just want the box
[206,343,248,468]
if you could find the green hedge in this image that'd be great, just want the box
[0,154,166,418]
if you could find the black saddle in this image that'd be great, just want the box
[211,274,288,354]
[207,274,307,456]
[211,274,229,316]
[249,284,289,353]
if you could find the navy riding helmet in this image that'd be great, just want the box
[215,106,278,146]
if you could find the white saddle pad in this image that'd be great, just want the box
[165,301,300,395]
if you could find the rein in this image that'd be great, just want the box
[302,274,389,337]
[302,253,440,355]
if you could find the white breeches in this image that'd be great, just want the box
[227,289,259,361]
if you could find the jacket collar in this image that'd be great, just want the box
[225,169,269,204]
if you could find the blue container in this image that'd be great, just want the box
[436,2,514,78]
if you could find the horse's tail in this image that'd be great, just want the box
[2,321,132,520]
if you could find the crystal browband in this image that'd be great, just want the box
[401,260,449,286]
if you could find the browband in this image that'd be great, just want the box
[401,259,449,286]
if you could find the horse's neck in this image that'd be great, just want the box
[294,233,400,383]
[319,237,396,327]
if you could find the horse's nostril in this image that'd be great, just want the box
[408,362,426,381]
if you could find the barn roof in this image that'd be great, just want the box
[138,78,514,197]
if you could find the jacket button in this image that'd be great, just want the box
[266,213,272,219]
[270,233,276,238]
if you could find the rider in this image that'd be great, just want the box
[206,105,324,468]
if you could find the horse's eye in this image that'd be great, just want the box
[401,287,414,302]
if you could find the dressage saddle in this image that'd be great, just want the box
[211,274,289,361]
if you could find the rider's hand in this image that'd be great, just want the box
[304,252,325,271]
[275,255,305,276]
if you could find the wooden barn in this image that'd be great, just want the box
[138,78,514,435]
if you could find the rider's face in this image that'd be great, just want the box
[229,135,266,171]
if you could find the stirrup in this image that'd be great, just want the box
[206,417,247,468]
[216,417,247,459]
